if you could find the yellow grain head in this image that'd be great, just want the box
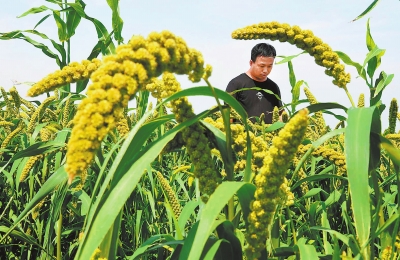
[357,93,365,108]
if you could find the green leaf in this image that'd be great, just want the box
[17,166,67,223]
[24,29,66,65]
[72,190,91,216]
[82,14,116,55]
[65,2,86,17]
[53,10,67,42]
[76,107,217,259]
[316,190,342,214]
[66,8,82,39]
[127,234,176,260]
[365,19,385,77]
[303,188,324,198]
[17,5,53,18]
[76,79,89,93]
[106,0,124,43]
[379,135,400,168]
[310,227,361,255]
[178,200,201,235]
[374,213,400,238]
[215,221,242,260]
[276,51,306,64]
[362,46,385,81]
[306,102,348,114]
[374,71,394,97]
[236,183,256,228]
[265,121,285,132]
[271,247,295,257]
[185,182,253,260]
[0,30,62,66]
[291,80,303,112]
[201,120,232,168]
[0,166,67,244]
[366,18,377,52]
[33,14,52,30]
[0,226,39,246]
[345,107,380,252]
[295,237,319,260]
[288,61,296,87]
[203,240,224,260]
[352,0,381,22]
[10,141,65,162]
[336,51,366,81]
[293,174,347,190]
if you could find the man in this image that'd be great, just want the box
[226,43,282,124]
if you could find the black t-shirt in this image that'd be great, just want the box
[226,73,282,124]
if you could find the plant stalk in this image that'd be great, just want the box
[343,86,355,107]
[57,209,62,260]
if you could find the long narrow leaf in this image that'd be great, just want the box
[0,31,62,66]
[76,108,217,259]
[345,107,379,253]
[18,5,53,18]
[336,51,366,81]
[0,166,67,244]
[66,8,82,39]
[352,0,381,22]
[106,0,124,43]
[185,182,253,260]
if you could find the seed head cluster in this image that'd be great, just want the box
[232,21,351,88]
[27,59,102,97]
[155,73,220,200]
[51,31,206,182]
[246,109,309,260]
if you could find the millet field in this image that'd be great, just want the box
[0,1,399,259]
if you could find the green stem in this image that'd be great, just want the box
[57,209,62,260]
[343,86,355,107]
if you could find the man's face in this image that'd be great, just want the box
[249,55,275,82]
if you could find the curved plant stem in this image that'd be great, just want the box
[343,86,356,107]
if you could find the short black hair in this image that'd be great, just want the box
[251,43,276,61]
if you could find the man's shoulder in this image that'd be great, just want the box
[228,73,248,83]
[264,77,280,90]
[266,77,278,86]
[227,73,251,87]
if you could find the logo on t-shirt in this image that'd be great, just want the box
[256,92,263,100]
